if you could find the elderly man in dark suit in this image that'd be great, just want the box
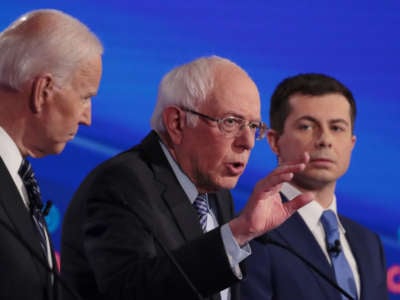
[0,9,102,300]
[61,55,313,300]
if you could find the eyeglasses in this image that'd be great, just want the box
[181,107,267,140]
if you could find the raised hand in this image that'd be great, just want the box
[229,153,314,246]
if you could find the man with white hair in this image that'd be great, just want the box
[0,9,103,300]
[61,55,312,300]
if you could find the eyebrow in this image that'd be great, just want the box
[296,115,350,126]
[222,111,262,123]
[85,90,98,98]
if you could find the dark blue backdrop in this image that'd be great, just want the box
[1,1,399,298]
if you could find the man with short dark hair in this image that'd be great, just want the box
[241,73,388,300]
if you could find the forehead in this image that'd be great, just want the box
[70,54,102,90]
[288,93,352,121]
[206,63,261,118]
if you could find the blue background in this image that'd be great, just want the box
[1,1,399,298]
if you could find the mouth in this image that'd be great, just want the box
[309,157,334,166]
[226,162,246,176]
[310,156,333,162]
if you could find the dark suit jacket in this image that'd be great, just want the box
[0,158,58,300]
[61,131,242,300]
[241,209,388,300]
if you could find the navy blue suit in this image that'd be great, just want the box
[241,211,388,300]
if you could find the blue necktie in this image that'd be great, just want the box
[320,210,357,300]
[193,193,209,232]
[18,159,48,259]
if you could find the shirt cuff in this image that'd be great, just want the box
[220,223,251,279]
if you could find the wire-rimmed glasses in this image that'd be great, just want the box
[181,107,267,140]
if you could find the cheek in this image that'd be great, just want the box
[277,136,308,158]
[202,143,229,171]
[339,145,354,165]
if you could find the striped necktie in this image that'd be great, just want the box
[193,193,209,232]
[18,159,48,259]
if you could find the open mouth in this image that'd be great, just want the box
[226,162,245,175]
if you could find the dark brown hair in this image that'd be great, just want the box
[269,73,356,134]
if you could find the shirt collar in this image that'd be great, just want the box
[281,182,345,234]
[0,126,24,177]
[159,140,198,203]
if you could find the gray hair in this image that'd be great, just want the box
[150,55,238,133]
[0,9,103,90]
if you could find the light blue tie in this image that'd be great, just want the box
[193,193,209,232]
[321,210,357,300]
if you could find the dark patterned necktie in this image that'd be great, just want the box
[321,210,357,300]
[193,193,209,232]
[18,159,48,259]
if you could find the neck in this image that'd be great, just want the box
[0,98,31,157]
[290,180,336,209]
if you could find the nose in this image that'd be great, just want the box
[315,128,332,148]
[80,103,92,126]
[234,125,255,151]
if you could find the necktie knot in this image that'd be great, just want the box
[18,159,43,211]
[321,210,340,245]
[193,193,209,232]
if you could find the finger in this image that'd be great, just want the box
[255,154,309,191]
[262,162,305,185]
[283,192,314,215]
[274,163,306,176]
[278,152,310,168]
[254,172,293,194]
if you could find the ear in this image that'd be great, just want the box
[351,134,356,149]
[162,106,186,145]
[30,74,55,113]
[266,129,281,155]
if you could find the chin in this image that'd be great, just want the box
[217,177,239,190]
[52,143,67,155]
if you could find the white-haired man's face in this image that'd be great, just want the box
[168,63,261,193]
[27,54,102,157]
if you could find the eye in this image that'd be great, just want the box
[222,116,241,130]
[331,125,346,132]
[298,123,313,131]
[248,122,260,131]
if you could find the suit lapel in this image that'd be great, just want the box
[140,132,203,241]
[211,191,233,224]
[340,217,368,298]
[161,173,204,240]
[0,158,46,269]
[273,212,336,286]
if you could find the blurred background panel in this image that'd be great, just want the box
[1,1,399,298]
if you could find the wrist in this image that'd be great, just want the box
[229,217,255,247]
